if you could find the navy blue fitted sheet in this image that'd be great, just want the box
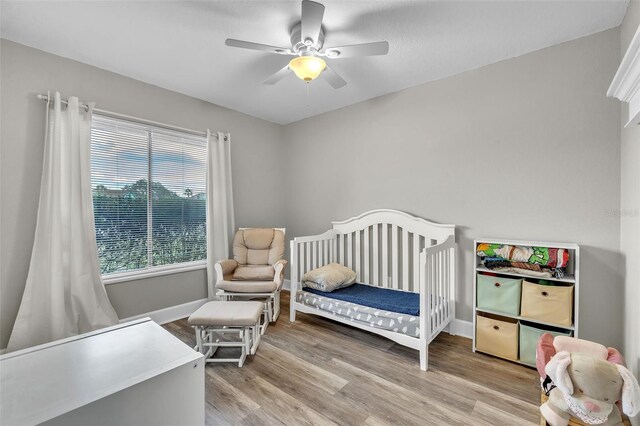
[304,283,419,316]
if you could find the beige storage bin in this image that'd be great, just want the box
[520,281,574,327]
[476,313,519,361]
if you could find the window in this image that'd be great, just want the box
[90,115,207,277]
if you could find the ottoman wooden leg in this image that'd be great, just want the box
[250,322,261,355]
[261,302,271,335]
[273,292,280,322]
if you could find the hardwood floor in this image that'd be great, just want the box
[163,292,542,425]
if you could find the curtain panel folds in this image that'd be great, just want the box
[7,92,118,352]
[206,131,235,300]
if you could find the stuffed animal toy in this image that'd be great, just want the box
[540,351,640,426]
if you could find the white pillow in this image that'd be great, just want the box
[302,263,357,292]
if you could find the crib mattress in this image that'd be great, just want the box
[304,284,419,315]
[296,290,420,337]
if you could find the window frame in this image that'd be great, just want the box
[101,260,206,285]
[90,114,208,284]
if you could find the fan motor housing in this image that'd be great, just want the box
[290,22,325,54]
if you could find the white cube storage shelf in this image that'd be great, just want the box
[472,238,579,367]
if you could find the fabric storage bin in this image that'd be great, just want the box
[520,281,574,327]
[476,313,519,361]
[477,274,522,315]
[519,322,571,366]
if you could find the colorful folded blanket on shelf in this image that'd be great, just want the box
[477,243,569,268]
[483,260,560,279]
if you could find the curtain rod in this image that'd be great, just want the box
[36,94,219,139]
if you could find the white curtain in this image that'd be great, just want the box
[7,92,119,352]
[206,130,235,300]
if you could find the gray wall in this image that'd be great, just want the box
[0,39,285,349]
[620,1,640,377]
[1,26,630,353]
[283,29,624,348]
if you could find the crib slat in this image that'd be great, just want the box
[372,225,379,286]
[429,252,435,334]
[363,226,370,284]
[381,224,388,287]
[402,229,409,292]
[306,242,311,274]
[437,251,442,327]
[449,246,456,326]
[413,236,420,293]
[444,249,450,320]
[441,251,445,327]
[355,230,361,281]
[434,252,439,332]
[291,243,296,289]
[347,233,353,269]
[441,251,446,325]
[323,240,328,265]
[392,224,399,289]
[332,237,337,263]
[312,241,318,270]
[339,234,344,264]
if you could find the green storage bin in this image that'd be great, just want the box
[519,322,571,366]
[477,274,522,315]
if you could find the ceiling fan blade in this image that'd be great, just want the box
[225,39,291,54]
[324,41,389,58]
[263,64,291,85]
[301,0,325,44]
[323,65,347,89]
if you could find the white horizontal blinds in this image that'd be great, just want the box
[90,115,207,275]
[151,130,207,267]
[91,117,149,274]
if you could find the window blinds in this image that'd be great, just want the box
[90,115,207,275]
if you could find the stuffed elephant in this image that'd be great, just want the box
[541,351,640,426]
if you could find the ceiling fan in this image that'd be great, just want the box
[225,0,389,89]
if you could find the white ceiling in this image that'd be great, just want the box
[0,1,629,125]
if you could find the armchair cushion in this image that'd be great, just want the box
[233,228,285,266]
[216,280,278,293]
[232,265,275,281]
[216,259,238,275]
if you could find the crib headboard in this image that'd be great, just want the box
[333,209,454,293]
[291,209,455,294]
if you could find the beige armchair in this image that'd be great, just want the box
[214,228,287,323]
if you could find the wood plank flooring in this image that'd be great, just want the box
[163,292,541,425]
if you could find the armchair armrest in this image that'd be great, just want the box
[214,259,238,283]
[273,259,288,289]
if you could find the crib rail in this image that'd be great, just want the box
[290,230,338,305]
[420,235,457,342]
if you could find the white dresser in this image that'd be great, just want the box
[0,318,204,426]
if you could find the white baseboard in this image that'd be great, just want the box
[284,279,473,339]
[449,319,473,339]
[119,298,208,325]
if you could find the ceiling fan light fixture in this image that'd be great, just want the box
[289,56,326,82]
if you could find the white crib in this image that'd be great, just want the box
[289,209,456,371]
